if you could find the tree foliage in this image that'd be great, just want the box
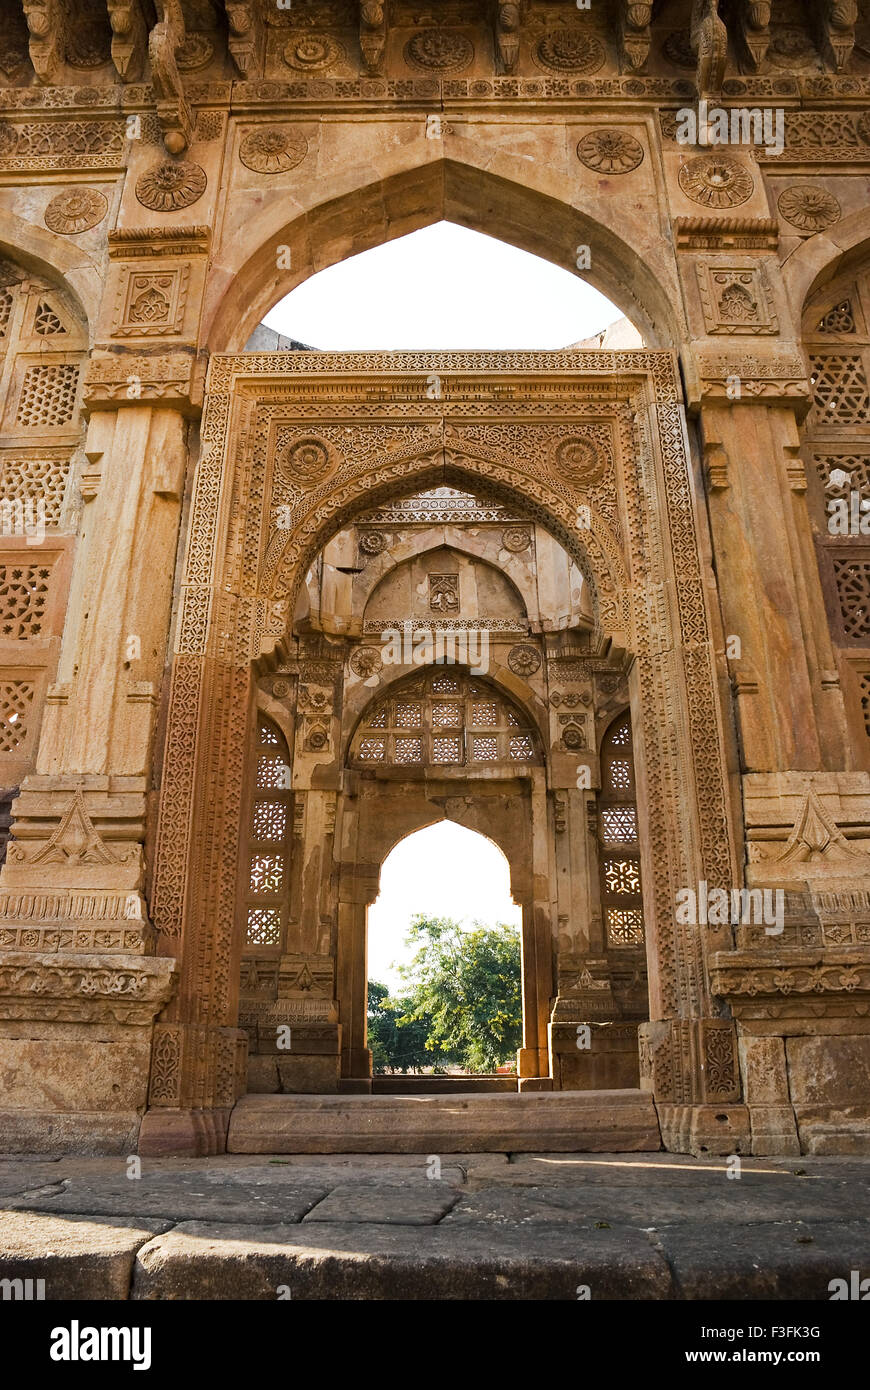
[368,914,522,1073]
[366,979,437,1074]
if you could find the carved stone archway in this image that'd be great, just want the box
[138,349,740,1156]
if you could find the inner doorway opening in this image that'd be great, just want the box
[367,821,523,1095]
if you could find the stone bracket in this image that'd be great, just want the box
[108,0,149,82]
[227,1,266,79]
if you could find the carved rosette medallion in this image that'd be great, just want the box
[283,35,345,71]
[768,31,816,69]
[350,646,383,678]
[176,33,215,71]
[662,30,695,68]
[0,43,27,78]
[276,434,337,488]
[678,156,754,209]
[777,185,841,232]
[502,526,531,552]
[65,21,111,68]
[44,188,108,234]
[359,530,387,555]
[533,30,605,73]
[553,435,606,487]
[135,159,207,212]
[508,644,542,676]
[577,129,644,173]
[404,29,474,72]
[239,128,308,174]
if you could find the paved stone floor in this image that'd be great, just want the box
[1,1150,869,1300]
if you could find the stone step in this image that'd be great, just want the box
[227,1090,662,1154]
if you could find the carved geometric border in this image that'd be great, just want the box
[150,350,734,1105]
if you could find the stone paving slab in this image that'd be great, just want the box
[0,1210,172,1300]
[653,1221,870,1300]
[302,1181,460,1225]
[5,1173,330,1225]
[131,1219,671,1300]
[443,1179,868,1228]
[490,1153,870,1187]
[2,1151,869,1300]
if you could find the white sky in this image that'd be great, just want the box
[367,821,522,993]
[263,222,623,350]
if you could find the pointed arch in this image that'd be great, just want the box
[0,205,102,336]
[205,160,681,354]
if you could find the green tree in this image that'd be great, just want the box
[397,914,522,1072]
[367,979,437,1073]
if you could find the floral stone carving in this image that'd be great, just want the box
[350,646,383,677]
[176,33,214,71]
[678,156,754,209]
[577,130,644,173]
[404,30,473,71]
[135,159,207,212]
[777,185,841,232]
[276,435,337,487]
[553,435,606,486]
[283,35,345,71]
[502,526,531,552]
[534,30,605,73]
[508,644,542,676]
[239,128,308,174]
[44,188,107,234]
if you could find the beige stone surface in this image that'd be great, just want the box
[0,0,868,1162]
[0,1210,171,1299]
[227,1091,662,1154]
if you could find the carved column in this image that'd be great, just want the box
[682,342,870,1154]
[0,395,188,1151]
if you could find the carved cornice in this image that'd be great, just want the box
[108,225,212,258]
[0,951,177,1025]
[710,948,870,1013]
[686,347,811,412]
[674,217,779,252]
[83,350,206,414]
